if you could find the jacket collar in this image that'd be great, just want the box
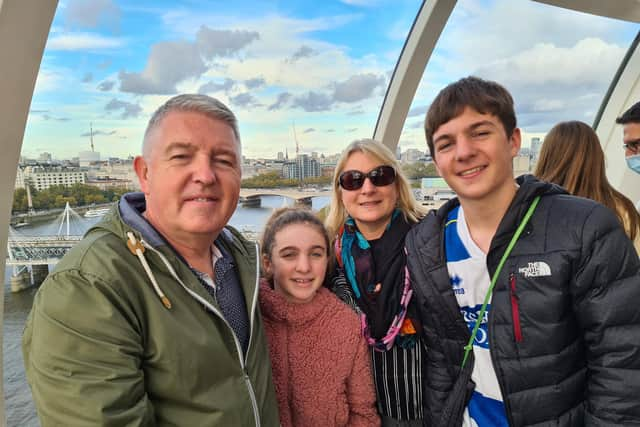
[432,175,565,254]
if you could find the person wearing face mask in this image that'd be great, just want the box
[616,101,640,210]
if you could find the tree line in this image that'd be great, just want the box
[240,171,332,188]
[12,184,131,213]
[401,162,438,179]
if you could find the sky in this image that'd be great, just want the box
[21,0,639,160]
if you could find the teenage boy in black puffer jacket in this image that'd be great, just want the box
[406,76,640,427]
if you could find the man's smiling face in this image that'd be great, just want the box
[135,110,241,242]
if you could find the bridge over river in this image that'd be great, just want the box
[239,188,332,207]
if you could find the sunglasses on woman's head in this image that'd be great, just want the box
[338,165,396,191]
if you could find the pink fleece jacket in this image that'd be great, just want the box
[259,280,380,427]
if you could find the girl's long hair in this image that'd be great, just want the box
[535,120,640,241]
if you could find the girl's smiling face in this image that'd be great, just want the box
[263,222,328,304]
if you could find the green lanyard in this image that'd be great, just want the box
[461,195,541,369]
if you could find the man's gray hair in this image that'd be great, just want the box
[142,94,241,159]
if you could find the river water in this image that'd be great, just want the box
[3,195,329,426]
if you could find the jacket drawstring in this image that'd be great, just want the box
[126,231,172,309]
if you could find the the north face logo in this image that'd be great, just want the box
[518,262,551,278]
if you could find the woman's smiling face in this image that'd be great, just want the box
[339,151,398,239]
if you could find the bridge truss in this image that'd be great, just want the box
[6,202,88,267]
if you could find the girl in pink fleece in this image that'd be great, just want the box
[259,207,380,427]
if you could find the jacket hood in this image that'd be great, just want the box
[513,174,566,205]
[83,192,168,248]
[118,192,167,246]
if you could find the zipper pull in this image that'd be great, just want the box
[509,273,522,343]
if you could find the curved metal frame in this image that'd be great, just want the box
[0,1,58,422]
[373,0,457,150]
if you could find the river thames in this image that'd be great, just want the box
[3,195,329,426]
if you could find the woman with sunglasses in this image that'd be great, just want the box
[325,139,427,427]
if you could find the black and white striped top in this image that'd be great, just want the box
[331,272,424,421]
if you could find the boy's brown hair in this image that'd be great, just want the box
[425,76,517,158]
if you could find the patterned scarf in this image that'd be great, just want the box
[335,210,417,351]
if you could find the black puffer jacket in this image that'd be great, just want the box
[405,175,640,426]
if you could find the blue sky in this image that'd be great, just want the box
[22,0,639,160]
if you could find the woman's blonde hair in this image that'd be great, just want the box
[535,120,640,241]
[324,139,426,239]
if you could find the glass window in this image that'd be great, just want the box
[6,1,421,425]
[400,0,639,167]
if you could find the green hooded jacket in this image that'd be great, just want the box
[23,194,280,427]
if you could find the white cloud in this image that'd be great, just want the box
[33,68,66,92]
[531,99,565,113]
[64,0,121,30]
[288,45,317,63]
[198,78,236,95]
[161,10,362,39]
[407,0,633,133]
[471,37,626,130]
[47,32,125,50]
[332,73,386,103]
[439,0,622,65]
[119,40,206,94]
[104,98,143,119]
[476,38,625,87]
[196,27,260,58]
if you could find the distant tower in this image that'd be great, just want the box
[90,122,95,152]
[293,123,300,158]
[79,123,101,166]
[292,123,303,187]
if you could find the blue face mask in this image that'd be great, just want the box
[626,154,640,175]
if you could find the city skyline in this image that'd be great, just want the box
[21,0,638,159]
[21,131,549,163]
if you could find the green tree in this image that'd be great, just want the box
[54,195,77,208]
[302,176,332,186]
[401,162,439,179]
[11,183,135,213]
[12,188,28,212]
[241,171,298,188]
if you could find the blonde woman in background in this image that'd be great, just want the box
[535,120,640,254]
[325,139,427,426]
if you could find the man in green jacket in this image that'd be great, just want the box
[23,94,280,426]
